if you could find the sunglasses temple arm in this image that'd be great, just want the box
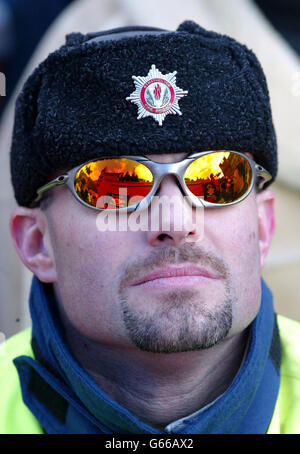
[33,174,69,204]
[255,164,272,190]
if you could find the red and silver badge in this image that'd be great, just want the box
[126,64,188,126]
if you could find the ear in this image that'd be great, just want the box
[256,189,276,268]
[9,206,57,283]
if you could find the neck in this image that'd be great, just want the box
[62,318,248,429]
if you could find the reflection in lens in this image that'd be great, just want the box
[74,159,153,209]
[184,152,252,204]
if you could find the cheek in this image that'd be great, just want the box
[203,202,262,329]
[49,208,136,338]
[230,217,261,329]
[227,220,260,271]
[205,206,260,269]
[51,206,128,276]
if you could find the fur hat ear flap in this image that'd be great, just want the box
[11,68,45,206]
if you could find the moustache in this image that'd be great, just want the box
[118,242,229,289]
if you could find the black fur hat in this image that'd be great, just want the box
[10,21,277,207]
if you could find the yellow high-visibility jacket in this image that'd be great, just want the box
[0,315,299,434]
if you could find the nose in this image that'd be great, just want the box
[145,174,203,247]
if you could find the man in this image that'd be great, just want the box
[1,21,300,434]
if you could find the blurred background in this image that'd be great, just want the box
[0,0,299,338]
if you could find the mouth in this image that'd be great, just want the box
[128,264,222,289]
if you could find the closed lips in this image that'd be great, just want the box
[129,265,220,286]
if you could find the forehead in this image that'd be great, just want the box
[144,151,253,163]
[144,152,190,163]
[50,150,254,178]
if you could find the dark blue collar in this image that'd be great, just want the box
[14,276,280,434]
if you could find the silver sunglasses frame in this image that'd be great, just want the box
[34,150,272,212]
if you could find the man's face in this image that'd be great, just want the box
[30,152,274,353]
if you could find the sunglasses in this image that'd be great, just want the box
[34,150,272,211]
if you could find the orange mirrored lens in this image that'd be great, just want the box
[74,158,153,209]
[184,152,252,204]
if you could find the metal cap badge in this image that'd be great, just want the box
[126,65,188,126]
